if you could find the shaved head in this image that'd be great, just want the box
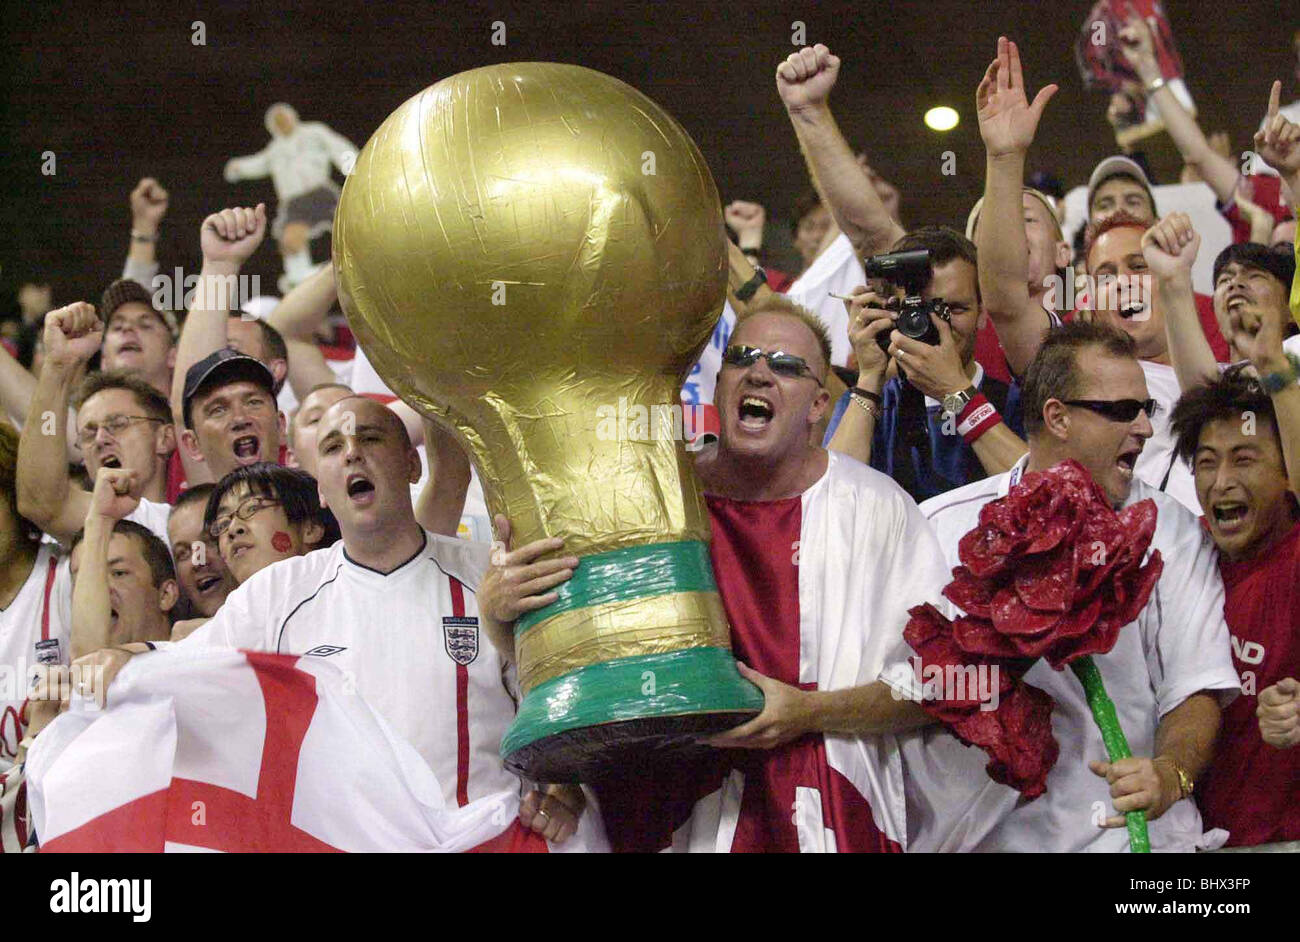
[318,396,412,452]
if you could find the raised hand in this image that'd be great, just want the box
[42,301,104,369]
[200,204,267,273]
[89,466,142,522]
[776,44,841,113]
[1116,4,1161,83]
[976,37,1058,158]
[129,178,169,231]
[1140,212,1200,281]
[724,200,767,248]
[1254,81,1300,187]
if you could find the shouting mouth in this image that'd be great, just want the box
[1115,446,1141,482]
[346,472,376,505]
[1211,501,1250,533]
[1118,301,1150,322]
[737,395,774,432]
[232,436,261,462]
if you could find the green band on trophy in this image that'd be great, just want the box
[515,540,717,636]
[501,646,766,761]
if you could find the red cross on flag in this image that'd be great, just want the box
[24,648,605,853]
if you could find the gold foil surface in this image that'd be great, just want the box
[333,63,728,556]
[515,590,730,692]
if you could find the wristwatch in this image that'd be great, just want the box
[735,266,767,302]
[1260,355,1300,395]
[941,384,977,417]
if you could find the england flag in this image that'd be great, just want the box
[25,647,606,853]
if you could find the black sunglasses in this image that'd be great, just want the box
[721,344,819,380]
[1061,398,1157,422]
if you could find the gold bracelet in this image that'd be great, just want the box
[1158,755,1194,800]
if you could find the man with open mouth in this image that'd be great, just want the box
[1168,302,1300,848]
[900,321,1238,852]
[165,483,237,629]
[1081,210,1204,513]
[17,303,175,547]
[480,292,956,853]
[179,348,288,483]
[79,396,586,846]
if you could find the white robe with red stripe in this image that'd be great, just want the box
[25,648,606,852]
[180,530,520,809]
[595,451,950,852]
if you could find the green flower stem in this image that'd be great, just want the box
[1070,655,1150,854]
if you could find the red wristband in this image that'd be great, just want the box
[956,393,1001,444]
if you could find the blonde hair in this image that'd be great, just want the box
[738,294,833,378]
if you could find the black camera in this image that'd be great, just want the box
[861,249,952,355]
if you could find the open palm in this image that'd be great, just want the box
[976,37,1058,157]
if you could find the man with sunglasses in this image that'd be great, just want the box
[484,292,952,852]
[17,302,175,546]
[894,321,1238,852]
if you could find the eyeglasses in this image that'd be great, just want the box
[209,496,282,540]
[76,414,165,448]
[721,345,819,380]
[1061,398,1157,422]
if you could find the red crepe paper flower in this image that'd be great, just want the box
[903,460,1164,799]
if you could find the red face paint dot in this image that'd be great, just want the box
[271,531,293,553]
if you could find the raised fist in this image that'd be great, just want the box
[89,466,142,522]
[776,44,840,113]
[130,178,169,230]
[724,201,766,245]
[1140,211,1199,281]
[200,204,268,272]
[43,302,104,368]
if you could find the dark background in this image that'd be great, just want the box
[2,0,1296,308]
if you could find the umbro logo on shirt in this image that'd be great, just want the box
[304,645,347,657]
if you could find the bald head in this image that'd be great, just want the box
[318,396,412,453]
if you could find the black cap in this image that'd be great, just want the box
[182,349,276,428]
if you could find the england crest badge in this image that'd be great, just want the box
[443,616,479,666]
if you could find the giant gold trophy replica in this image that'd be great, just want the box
[334,63,763,781]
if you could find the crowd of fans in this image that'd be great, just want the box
[1,18,1299,853]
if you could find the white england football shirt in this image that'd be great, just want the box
[886,457,1239,852]
[179,531,520,805]
[0,544,71,771]
[1136,360,1199,514]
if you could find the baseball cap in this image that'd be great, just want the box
[100,279,179,337]
[1087,156,1157,218]
[183,348,276,428]
[965,187,1063,241]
